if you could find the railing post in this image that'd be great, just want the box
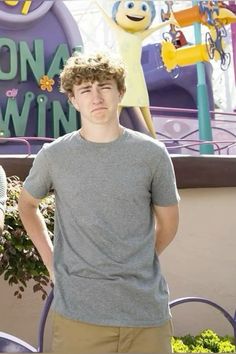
[192,0,214,154]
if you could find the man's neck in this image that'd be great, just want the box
[79,124,124,143]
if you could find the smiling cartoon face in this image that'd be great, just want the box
[113,1,156,32]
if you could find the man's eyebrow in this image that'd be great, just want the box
[78,84,92,91]
[98,81,112,86]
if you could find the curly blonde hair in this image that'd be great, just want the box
[60,52,126,97]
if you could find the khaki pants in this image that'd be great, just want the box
[52,311,173,353]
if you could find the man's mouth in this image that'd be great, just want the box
[126,15,145,22]
[92,107,106,113]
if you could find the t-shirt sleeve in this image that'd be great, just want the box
[23,145,53,199]
[0,166,7,213]
[151,146,180,206]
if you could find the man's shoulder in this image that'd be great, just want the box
[125,129,166,153]
[41,131,78,154]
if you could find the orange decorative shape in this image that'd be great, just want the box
[173,5,202,27]
[39,75,55,92]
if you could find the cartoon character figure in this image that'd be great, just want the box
[94,0,177,138]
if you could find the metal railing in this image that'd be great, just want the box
[0,137,55,157]
[151,106,236,155]
[0,107,236,156]
[170,297,236,343]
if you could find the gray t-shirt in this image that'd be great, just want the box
[0,166,7,213]
[24,128,180,327]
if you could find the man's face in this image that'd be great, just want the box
[70,79,124,127]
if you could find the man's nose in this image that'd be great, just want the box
[92,88,103,104]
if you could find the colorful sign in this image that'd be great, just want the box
[0,0,83,139]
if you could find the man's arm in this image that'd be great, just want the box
[153,203,179,256]
[18,188,54,283]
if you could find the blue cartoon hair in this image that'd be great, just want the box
[112,1,156,28]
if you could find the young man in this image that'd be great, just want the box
[18,52,180,353]
[0,166,7,235]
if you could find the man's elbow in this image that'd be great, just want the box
[171,217,179,241]
[174,211,180,235]
[18,191,26,217]
[165,206,179,241]
[18,189,38,218]
[172,203,179,230]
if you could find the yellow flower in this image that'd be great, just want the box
[39,75,55,92]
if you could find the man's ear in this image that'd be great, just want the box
[119,89,125,102]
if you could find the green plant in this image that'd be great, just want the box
[0,176,54,299]
[172,329,236,353]
[171,338,189,353]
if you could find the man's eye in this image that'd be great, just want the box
[81,90,90,94]
[102,86,111,89]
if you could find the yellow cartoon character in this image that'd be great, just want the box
[94,0,177,138]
